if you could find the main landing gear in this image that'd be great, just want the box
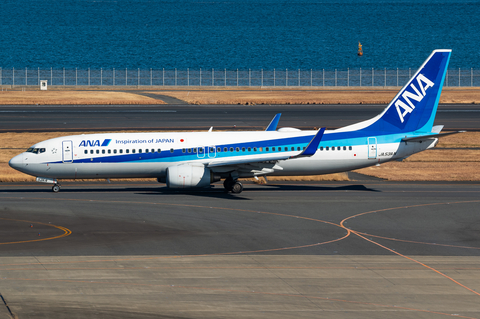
[223,177,243,194]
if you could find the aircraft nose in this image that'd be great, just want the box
[9,154,24,170]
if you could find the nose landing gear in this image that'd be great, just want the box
[52,184,61,193]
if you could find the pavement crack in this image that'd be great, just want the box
[33,256,48,271]
[0,292,16,319]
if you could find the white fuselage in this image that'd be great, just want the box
[9,130,436,181]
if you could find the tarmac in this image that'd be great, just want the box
[0,104,479,132]
[0,180,479,318]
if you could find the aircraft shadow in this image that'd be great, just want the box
[136,183,380,199]
[1,183,379,198]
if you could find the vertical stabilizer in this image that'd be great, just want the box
[336,50,451,134]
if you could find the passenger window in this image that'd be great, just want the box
[337,147,341,151]
[217,147,221,152]
[96,150,99,154]
[151,149,154,153]
[187,148,191,153]
[84,150,88,154]
[132,149,136,153]
[254,147,257,152]
[114,149,117,154]
[229,147,233,152]
[326,147,329,151]
[126,149,129,154]
[297,147,301,151]
[236,147,240,152]
[272,147,276,151]
[170,148,174,153]
[248,147,251,151]
[102,150,105,154]
[291,147,294,151]
[138,149,142,153]
[182,148,186,153]
[120,149,124,154]
[349,146,352,150]
[266,147,269,151]
[303,147,306,150]
[193,148,197,152]
[90,150,94,154]
[284,147,288,151]
[198,147,203,153]
[108,150,111,154]
[343,146,346,150]
[332,147,335,151]
[320,147,323,151]
[145,149,149,153]
[224,147,228,152]
[158,149,161,153]
[259,147,263,152]
[210,147,214,152]
[242,147,245,152]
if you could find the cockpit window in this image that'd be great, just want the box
[26,148,46,154]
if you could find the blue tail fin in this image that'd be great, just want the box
[339,50,451,134]
[378,49,451,133]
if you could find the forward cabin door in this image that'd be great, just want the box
[62,140,73,163]
[368,137,377,159]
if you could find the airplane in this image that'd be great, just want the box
[9,49,464,194]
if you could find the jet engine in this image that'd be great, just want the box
[166,164,220,188]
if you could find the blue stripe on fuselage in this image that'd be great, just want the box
[47,130,412,165]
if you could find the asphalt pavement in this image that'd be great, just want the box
[0,104,479,132]
[0,180,479,318]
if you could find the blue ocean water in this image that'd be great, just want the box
[1,0,479,70]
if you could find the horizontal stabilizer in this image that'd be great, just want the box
[402,130,466,142]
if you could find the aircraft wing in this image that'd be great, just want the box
[206,128,325,169]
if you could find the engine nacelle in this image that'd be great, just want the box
[166,164,220,188]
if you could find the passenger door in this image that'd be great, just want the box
[62,140,73,163]
[368,137,377,159]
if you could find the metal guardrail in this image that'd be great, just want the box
[1,67,479,87]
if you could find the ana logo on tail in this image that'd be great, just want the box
[395,74,434,123]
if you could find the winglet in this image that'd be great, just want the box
[265,113,282,131]
[290,128,326,159]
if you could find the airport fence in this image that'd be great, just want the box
[1,67,480,87]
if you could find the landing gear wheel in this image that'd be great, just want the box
[223,178,235,192]
[52,184,60,193]
[231,182,243,194]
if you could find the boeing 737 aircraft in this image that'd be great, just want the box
[9,50,463,193]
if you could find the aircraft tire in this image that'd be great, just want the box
[231,182,243,194]
[223,178,234,192]
[52,185,60,193]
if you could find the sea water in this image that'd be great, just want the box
[0,0,479,69]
